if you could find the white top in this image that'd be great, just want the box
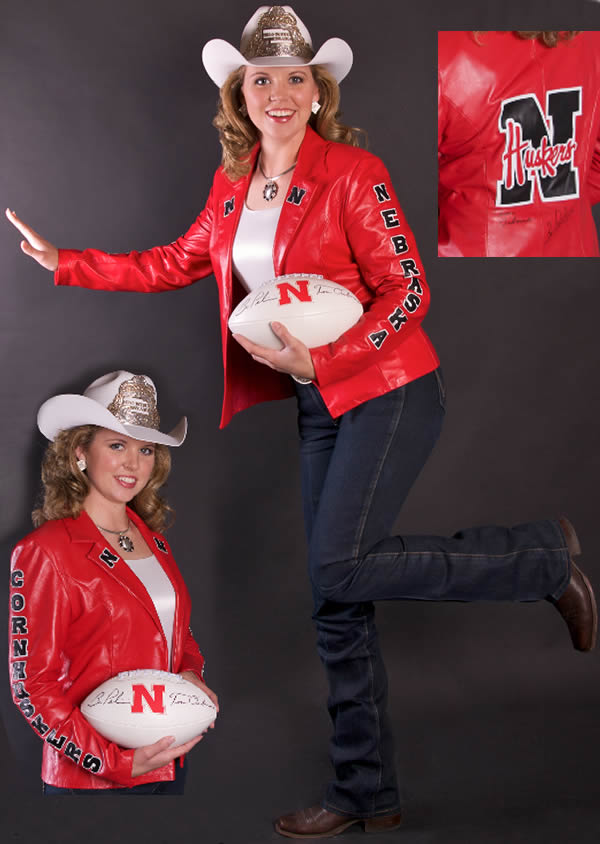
[232,202,282,292]
[124,554,176,670]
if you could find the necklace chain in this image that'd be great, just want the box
[258,159,297,181]
[96,519,135,553]
[97,519,131,535]
[258,158,297,202]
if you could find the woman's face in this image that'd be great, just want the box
[241,65,319,146]
[76,428,156,508]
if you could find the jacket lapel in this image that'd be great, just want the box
[213,153,256,319]
[273,127,322,273]
[64,510,173,639]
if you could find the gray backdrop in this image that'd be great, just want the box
[2,1,600,842]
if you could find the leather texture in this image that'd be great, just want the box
[56,127,439,427]
[438,31,600,256]
[8,508,205,789]
[274,804,402,838]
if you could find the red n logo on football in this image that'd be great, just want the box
[276,279,312,305]
[131,683,166,714]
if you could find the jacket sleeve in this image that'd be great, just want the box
[8,538,145,787]
[178,626,206,682]
[55,184,216,293]
[310,155,430,387]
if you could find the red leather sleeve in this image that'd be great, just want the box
[8,539,141,786]
[178,626,206,682]
[311,156,430,387]
[55,186,215,292]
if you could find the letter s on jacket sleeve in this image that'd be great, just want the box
[55,185,216,293]
[310,156,430,387]
[8,540,139,786]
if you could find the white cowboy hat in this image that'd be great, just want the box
[202,5,353,88]
[37,371,187,447]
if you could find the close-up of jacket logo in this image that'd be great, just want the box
[153,536,168,553]
[497,87,581,206]
[224,196,235,217]
[286,185,307,205]
[99,547,119,568]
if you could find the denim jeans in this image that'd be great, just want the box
[42,757,187,795]
[295,370,570,818]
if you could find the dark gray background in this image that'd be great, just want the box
[2,1,600,842]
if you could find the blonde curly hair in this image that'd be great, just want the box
[212,65,365,181]
[473,31,579,47]
[32,425,173,533]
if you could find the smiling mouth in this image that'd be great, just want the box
[266,109,295,118]
[116,476,137,487]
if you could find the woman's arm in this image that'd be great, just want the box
[5,183,217,293]
[309,155,431,386]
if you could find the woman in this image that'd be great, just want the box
[8,370,218,794]
[438,30,600,257]
[6,5,596,834]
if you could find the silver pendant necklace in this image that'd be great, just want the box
[97,519,134,553]
[258,158,297,202]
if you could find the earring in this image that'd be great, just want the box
[76,458,87,472]
[311,101,321,115]
[240,103,248,116]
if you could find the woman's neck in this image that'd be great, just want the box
[259,130,305,177]
[83,493,130,533]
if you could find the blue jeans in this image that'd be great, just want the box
[295,370,570,818]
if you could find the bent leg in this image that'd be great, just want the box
[307,374,569,605]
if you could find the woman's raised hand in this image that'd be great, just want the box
[5,209,59,272]
[131,733,205,778]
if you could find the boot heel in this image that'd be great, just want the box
[364,812,402,833]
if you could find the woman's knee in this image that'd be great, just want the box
[309,553,357,601]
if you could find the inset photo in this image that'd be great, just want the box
[438,31,600,257]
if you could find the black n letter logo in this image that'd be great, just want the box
[497,88,581,206]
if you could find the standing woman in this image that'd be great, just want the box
[6,5,596,833]
[9,371,217,793]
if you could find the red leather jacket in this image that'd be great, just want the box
[8,508,205,789]
[438,30,600,256]
[56,127,439,427]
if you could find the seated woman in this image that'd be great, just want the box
[8,370,217,794]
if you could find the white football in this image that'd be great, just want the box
[80,669,217,748]
[228,274,363,350]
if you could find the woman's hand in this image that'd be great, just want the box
[130,673,217,777]
[179,670,219,728]
[131,733,204,778]
[5,209,59,271]
[233,322,316,380]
